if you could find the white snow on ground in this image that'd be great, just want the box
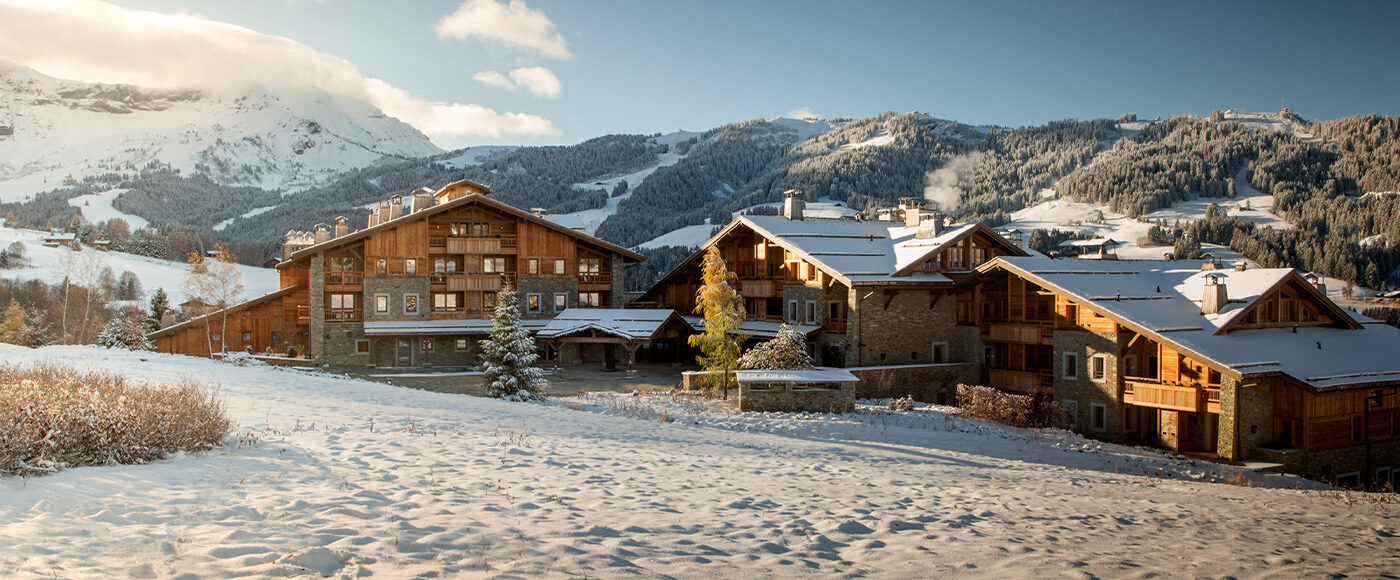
[0,226,278,303]
[552,131,700,236]
[212,205,279,232]
[65,189,148,230]
[436,145,516,169]
[836,131,894,151]
[1,344,1396,578]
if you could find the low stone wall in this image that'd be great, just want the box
[847,363,975,404]
[681,370,727,391]
[738,383,854,413]
[1252,439,1400,486]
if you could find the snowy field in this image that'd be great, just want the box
[66,189,149,230]
[0,226,279,303]
[1,345,1396,578]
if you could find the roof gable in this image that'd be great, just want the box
[1214,272,1361,334]
[891,223,1028,277]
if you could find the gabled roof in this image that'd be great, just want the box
[536,308,689,341]
[149,284,306,339]
[976,257,1398,391]
[285,181,642,263]
[641,216,1026,299]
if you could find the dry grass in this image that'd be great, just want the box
[0,363,231,477]
[956,384,1068,429]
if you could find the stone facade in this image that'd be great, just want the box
[848,362,976,404]
[738,383,854,413]
[610,259,626,308]
[517,276,579,317]
[308,253,326,361]
[844,288,960,368]
[1253,439,1400,485]
[1052,329,1121,438]
[364,277,432,320]
[324,323,367,366]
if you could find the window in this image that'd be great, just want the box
[376,259,387,276]
[1208,369,1222,387]
[483,258,506,273]
[484,292,497,311]
[1336,472,1362,489]
[421,338,434,352]
[527,293,542,312]
[1123,406,1138,431]
[984,346,997,366]
[434,258,456,274]
[271,332,281,342]
[329,256,355,271]
[455,338,469,352]
[787,300,799,323]
[579,257,602,274]
[528,258,539,274]
[211,333,222,344]
[580,292,601,307]
[375,294,389,314]
[554,293,568,311]
[804,300,817,324]
[330,293,355,314]
[405,259,417,275]
[1063,353,1079,379]
[404,294,419,314]
[356,339,369,354]
[1090,354,1108,382]
[554,259,566,275]
[1090,403,1107,431]
[931,342,948,364]
[241,332,252,343]
[433,293,458,310]
[828,301,846,320]
[923,257,941,270]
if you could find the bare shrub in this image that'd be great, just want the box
[956,384,1067,429]
[886,395,916,411]
[0,364,231,477]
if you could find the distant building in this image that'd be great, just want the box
[1057,238,1118,260]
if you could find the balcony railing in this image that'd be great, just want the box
[578,272,612,285]
[987,368,1052,394]
[297,305,363,323]
[325,271,363,286]
[985,322,1054,345]
[824,319,848,334]
[1124,380,1200,412]
[739,279,778,298]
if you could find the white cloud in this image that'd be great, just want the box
[472,66,561,98]
[0,0,559,145]
[508,66,560,98]
[435,0,571,59]
[473,70,517,92]
[784,107,821,120]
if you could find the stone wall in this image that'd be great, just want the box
[309,253,326,362]
[364,335,476,368]
[1252,439,1400,485]
[738,383,854,413]
[324,323,367,366]
[363,277,431,320]
[517,276,579,317]
[844,288,960,368]
[848,363,975,405]
[1051,329,1121,437]
[610,258,626,308]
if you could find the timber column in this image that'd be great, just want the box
[308,253,326,363]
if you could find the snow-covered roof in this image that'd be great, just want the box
[735,367,861,384]
[536,309,685,341]
[738,216,1017,286]
[683,316,822,339]
[363,318,550,336]
[988,257,1400,390]
[1059,238,1117,248]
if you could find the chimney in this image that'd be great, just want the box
[876,208,900,222]
[1201,273,1228,315]
[377,202,391,224]
[313,223,331,245]
[900,198,926,228]
[782,189,804,221]
[367,208,379,228]
[333,216,349,238]
[388,194,405,220]
[1306,273,1327,295]
[915,211,945,240]
[1234,260,1247,272]
[531,207,548,216]
[1200,256,1219,271]
[410,194,434,213]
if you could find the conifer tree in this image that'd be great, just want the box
[480,284,547,400]
[0,298,25,344]
[149,288,170,331]
[687,246,747,399]
[738,324,813,370]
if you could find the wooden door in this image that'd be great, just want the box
[1159,410,1179,450]
[397,339,413,367]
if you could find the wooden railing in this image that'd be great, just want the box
[578,272,612,285]
[988,368,1051,394]
[444,236,517,255]
[1124,380,1200,412]
[325,271,363,286]
[739,279,778,298]
[824,319,848,334]
[298,305,363,323]
[985,322,1053,344]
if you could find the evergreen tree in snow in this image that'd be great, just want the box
[480,284,547,400]
[148,288,170,330]
[97,313,153,350]
[738,324,814,370]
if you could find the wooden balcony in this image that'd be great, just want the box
[988,368,1051,394]
[324,271,363,287]
[985,322,1054,345]
[1124,380,1200,412]
[824,319,848,334]
[445,236,517,255]
[739,279,778,298]
[298,306,362,323]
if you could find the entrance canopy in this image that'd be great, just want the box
[363,319,549,336]
[537,309,690,342]
[682,316,823,339]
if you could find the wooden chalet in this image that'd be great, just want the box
[152,180,644,366]
[640,194,1029,368]
[962,257,1400,486]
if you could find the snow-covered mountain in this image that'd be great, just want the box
[0,60,441,203]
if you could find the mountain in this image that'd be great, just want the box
[0,60,440,203]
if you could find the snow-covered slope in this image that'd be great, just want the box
[0,60,441,202]
[0,345,1393,578]
[0,225,279,303]
[546,131,702,236]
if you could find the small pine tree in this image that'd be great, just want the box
[97,314,153,350]
[687,246,747,398]
[0,298,25,344]
[738,324,814,370]
[480,284,547,400]
[149,288,170,330]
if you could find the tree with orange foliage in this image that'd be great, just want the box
[183,243,244,355]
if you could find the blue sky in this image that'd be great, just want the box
[18,0,1400,148]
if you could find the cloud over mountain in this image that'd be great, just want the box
[436,0,571,59]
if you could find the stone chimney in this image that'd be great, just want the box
[313,223,331,245]
[1200,256,1220,271]
[876,208,900,222]
[388,194,405,220]
[782,189,804,221]
[1201,273,1228,315]
[531,207,548,216]
[1306,273,1327,295]
[1234,260,1247,272]
[333,216,349,238]
[367,208,380,228]
[376,202,391,224]
[900,198,926,228]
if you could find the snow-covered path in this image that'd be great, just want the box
[1,345,1396,578]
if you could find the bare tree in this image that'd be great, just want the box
[183,243,244,355]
